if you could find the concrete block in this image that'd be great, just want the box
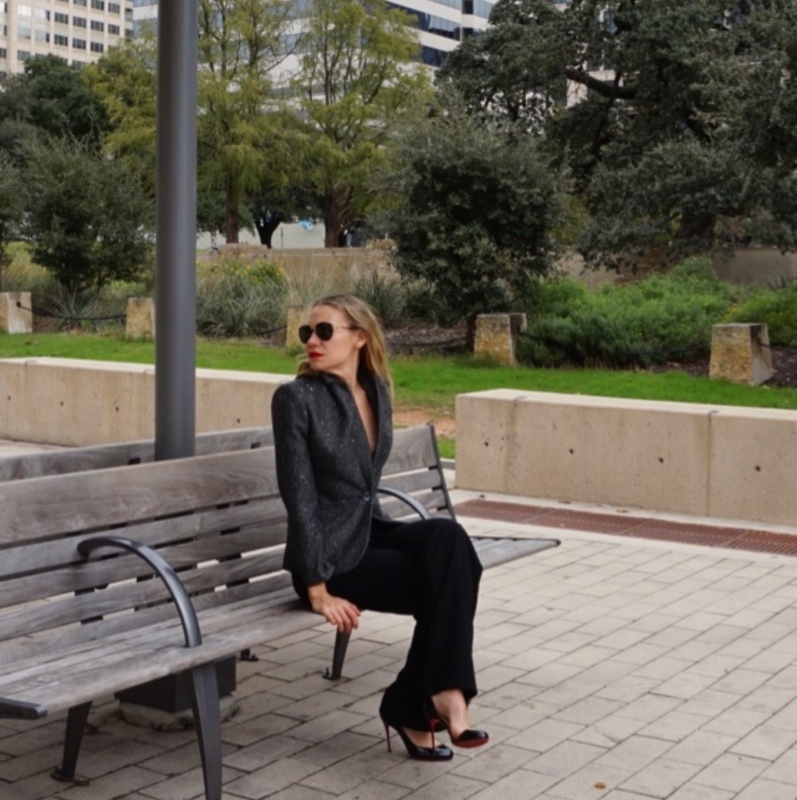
[456,390,711,516]
[125,297,155,339]
[0,292,33,334]
[708,405,797,525]
[709,323,772,385]
[474,313,527,365]
[0,358,291,446]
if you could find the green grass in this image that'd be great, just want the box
[2,333,796,422]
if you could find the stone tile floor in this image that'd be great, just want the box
[3,486,797,800]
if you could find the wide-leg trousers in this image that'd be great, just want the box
[303,516,483,730]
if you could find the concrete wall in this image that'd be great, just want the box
[713,248,797,285]
[0,358,291,447]
[456,389,797,526]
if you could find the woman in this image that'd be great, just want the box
[271,294,487,761]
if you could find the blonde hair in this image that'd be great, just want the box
[297,294,392,390]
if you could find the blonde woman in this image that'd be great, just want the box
[272,294,487,761]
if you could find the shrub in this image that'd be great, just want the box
[732,284,797,345]
[517,256,738,368]
[351,271,406,327]
[196,256,286,337]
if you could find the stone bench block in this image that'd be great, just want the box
[474,313,527,365]
[709,323,772,385]
[126,297,156,340]
[0,292,33,334]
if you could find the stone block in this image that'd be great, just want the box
[709,323,772,385]
[125,297,156,340]
[285,305,311,349]
[0,292,33,334]
[474,313,527,365]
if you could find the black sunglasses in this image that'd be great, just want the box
[298,322,359,344]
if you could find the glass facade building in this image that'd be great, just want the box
[0,0,132,74]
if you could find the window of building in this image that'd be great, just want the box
[90,0,104,9]
[17,4,31,15]
[18,50,30,60]
[108,22,118,34]
[0,4,6,14]
[17,25,31,39]
[73,15,86,26]
[0,48,6,58]
[34,8,50,20]
[54,12,69,23]
[54,33,68,45]
[125,27,133,36]
[90,40,103,52]
[72,37,86,48]
[108,2,120,11]
[90,19,103,30]
[73,0,87,5]
[35,30,49,42]
[72,59,85,67]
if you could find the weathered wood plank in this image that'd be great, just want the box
[472,537,559,569]
[0,448,279,544]
[383,426,437,475]
[0,498,286,580]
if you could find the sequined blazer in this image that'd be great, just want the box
[271,370,393,586]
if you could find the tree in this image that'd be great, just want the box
[0,54,110,148]
[440,0,797,265]
[83,36,157,195]
[21,137,154,294]
[291,0,431,247]
[0,156,26,290]
[377,92,565,345]
[197,0,295,243]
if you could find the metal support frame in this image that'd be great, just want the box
[79,536,221,800]
[51,701,92,785]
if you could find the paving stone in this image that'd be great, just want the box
[639,710,712,742]
[733,778,797,800]
[466,768,558,800]
[543,763,634,800]
[664,730,739,766]
[526,740,606,778]
[690,752,769,792]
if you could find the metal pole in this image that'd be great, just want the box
[155,0,198,460]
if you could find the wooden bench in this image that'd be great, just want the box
[0,424,558,800]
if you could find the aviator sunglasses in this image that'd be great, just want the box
[298,322,359,344]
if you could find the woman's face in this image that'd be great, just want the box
[303,304,366,379]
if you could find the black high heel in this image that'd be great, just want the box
[381,714,453,761]
[425,701,489,749]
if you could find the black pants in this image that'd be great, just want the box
[295,517,483,730]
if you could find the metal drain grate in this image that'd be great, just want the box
[454,499,797,556]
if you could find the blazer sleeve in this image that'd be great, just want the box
[271,383,331,585]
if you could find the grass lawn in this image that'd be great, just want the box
[3,332,796,458]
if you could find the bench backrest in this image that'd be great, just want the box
[380,424,454,519]
[0,424,452,663]
[0,447,287,663]
[0,427,274,482]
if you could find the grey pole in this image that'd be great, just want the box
[155,0,198,460]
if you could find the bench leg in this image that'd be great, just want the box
[188,663,222,800]
[52,701,92,785]
[323,631,351,680]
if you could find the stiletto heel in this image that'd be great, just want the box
[380,714,453,761]
[425,701,489,749]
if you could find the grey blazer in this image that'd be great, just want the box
[271,370,393,586]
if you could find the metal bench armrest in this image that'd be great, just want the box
[377,485,432,520]
[77,536,202,648]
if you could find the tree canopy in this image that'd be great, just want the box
[440,0,797,265]
[376,91,565,339]
[290,0,431,247]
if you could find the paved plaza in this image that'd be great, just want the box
[3,485,797,800]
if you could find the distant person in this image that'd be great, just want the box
[271,294,488,761]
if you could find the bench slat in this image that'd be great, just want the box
[383,426,438,474]
[0,448,278,544]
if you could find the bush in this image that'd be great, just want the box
[196,256,286,337]
[731,284,797,345]
[351,271,406,327]
[517,256,739,368]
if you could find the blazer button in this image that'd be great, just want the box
[362,492,371,503]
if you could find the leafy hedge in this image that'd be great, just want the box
[517,258,740,368]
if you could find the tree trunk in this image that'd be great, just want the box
[225,182,240,244]
[324,188,346,248]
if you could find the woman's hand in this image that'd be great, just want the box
[307,583,361,633]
